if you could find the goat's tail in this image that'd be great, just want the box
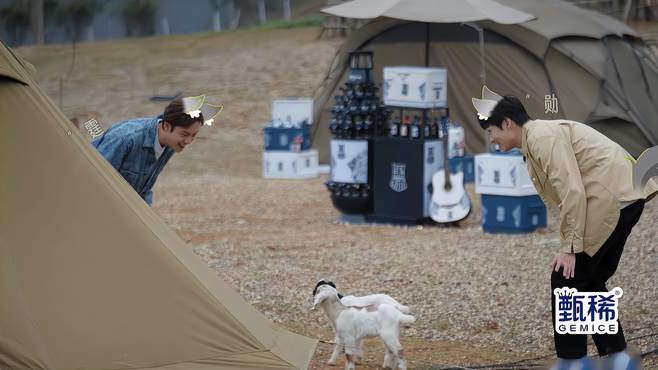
[399,314,416,326]
[395,304,411,314]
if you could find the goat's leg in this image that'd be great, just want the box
[396,349,406,370]
[354,339,364,364]
[328,336,343,365]
[381,335,405,370]
[380,338,395,369]
[344,353,356,370]
[382,348,394,369]
[343,338,358,370]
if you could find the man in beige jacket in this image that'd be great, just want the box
[473,90,657,367]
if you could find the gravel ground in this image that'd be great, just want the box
[18,26,658,369]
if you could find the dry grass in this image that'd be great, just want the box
[16,26,658,369]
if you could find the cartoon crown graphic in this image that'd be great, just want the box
[472,86,503,121]
[182,94,223,126]
[200,103,223,126]
[182,95,205,119]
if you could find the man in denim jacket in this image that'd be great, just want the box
[93,98,202,205]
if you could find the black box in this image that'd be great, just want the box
[369,137,442,223]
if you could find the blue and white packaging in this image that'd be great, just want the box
[481,194,547,233]
[383,67,447,108]
[263,98,313,151]
[474,152,536,196]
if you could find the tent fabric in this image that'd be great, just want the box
[552,39,607,78]
[322,0,536,24]
[312,0,658,162]
[607,37,658,144]
[0,40,316,370]
[483,0,637,58]
[544,47,600,122]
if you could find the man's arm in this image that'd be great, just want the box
[93,133,133,171]
[531,136,587,254]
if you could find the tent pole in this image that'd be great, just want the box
[479,26,485,85]
[425,22,430,67]
[462,22,486,85]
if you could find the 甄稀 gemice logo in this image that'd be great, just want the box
[554,287,622,335]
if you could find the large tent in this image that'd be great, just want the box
[0,41,316,369]
[312,0,658,162]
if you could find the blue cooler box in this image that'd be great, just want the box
[449,155,475,183]
[481,194,547,234]
[263,126,311,151]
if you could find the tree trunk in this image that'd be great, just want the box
[87,25,95,42]
[624,0,634,23]
[213,9,222,31]
[258,0,267,24]
[31,0,44,45]
[283,0,291,20]
[161,17,170,36]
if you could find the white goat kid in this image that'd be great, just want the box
[313,284,415,370]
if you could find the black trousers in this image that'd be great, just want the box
[551,199,645,359]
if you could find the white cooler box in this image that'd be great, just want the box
[272,98,314,125]
[263,149,318,179]
[475,153,537,196]
[383,66,447,108]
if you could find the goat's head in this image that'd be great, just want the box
[312,283,340,308]
[313,279,344,299]
[313,279,337,297]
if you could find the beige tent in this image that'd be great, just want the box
[312,0,658,162]
[0,41,316,369]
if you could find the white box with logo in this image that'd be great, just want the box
[272,98,314,125]
[263,149,318,179]
[474,153,537,196]
[383,66,447,108]
[330,139,369,184]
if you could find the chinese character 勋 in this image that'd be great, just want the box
[544,93,559,114]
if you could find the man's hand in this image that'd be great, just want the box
[551,252,576,279]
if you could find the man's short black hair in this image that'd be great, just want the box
[162,98,205,132]
[479,95,531,130]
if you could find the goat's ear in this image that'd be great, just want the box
[313,293,324,307]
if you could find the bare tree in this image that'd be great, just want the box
[55,0,101,42]
[258,0,266,24]
[31,0,44,44]
[210,0,222,31]
[283,0,291,20]
[0,0,31,46]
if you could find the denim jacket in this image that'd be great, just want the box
[93,116,175,206]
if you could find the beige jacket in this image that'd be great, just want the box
[521,119,658,256]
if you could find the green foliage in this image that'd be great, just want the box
[118,0,157,37]
[255,14,323,30]
[0,0,30,45]
[54,0,102,42]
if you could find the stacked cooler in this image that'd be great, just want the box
[263,98,319,179]
[475,150,547,233]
